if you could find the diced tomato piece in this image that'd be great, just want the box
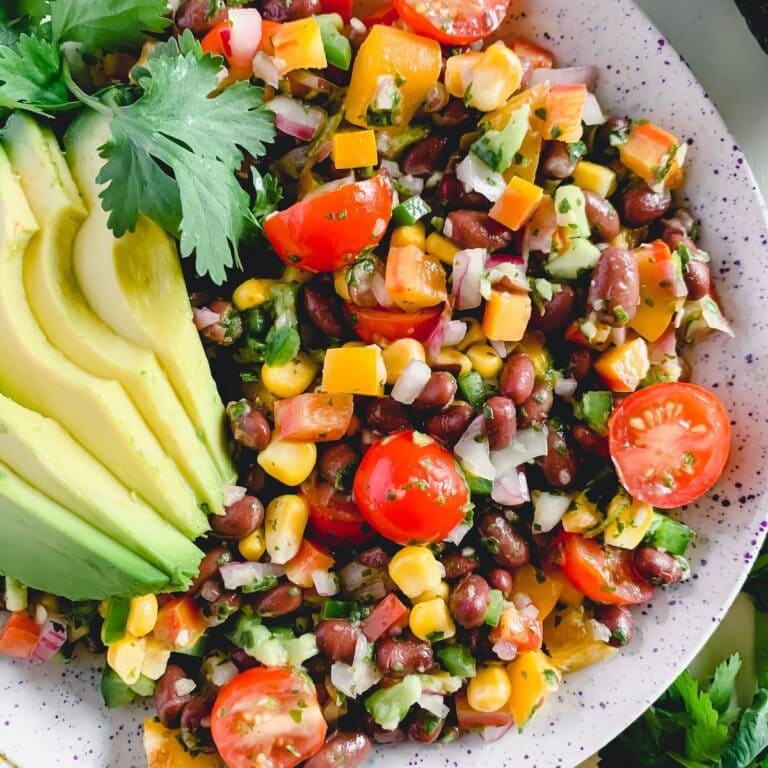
[300,478,377,547]
[321,0,353,22]
[284,540,335,588]
[489,607,543,653]
[511,38,554,82]
[344,302,444,344]
[274,393,354,442]
[544,83,587,143]
[154,596,206,650]
[0,612,40,659]
[201,9,263,80]
[455,690,514,730]
[362,594,409,641]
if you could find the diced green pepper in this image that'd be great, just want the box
[316,14,352,71]
[101,597,130,645]
[437,644,477,678]
[466,473,493,496]
[645,513,694,556]
[484,589,504,627]
[577,391,613,435]
[392,195,432,227]
[458,371,486,408]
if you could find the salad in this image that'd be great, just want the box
[0,0,736,766]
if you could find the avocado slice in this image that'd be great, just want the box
[0,133,207,539]
[65,113,236,484]
[5,115,225,516]
[0,393,203,589]
[0,463,168,600]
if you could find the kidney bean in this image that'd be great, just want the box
[437,175,487,210]
[594,604,635,647]
[488,568,514,599]
[204,592,241,627]
[200,300,243,346]
[403,135,449,177]
[366,397,412,433]
[571,425,609,459]
[478,514,529,569]
[569,347,594,382]
[424,402,474,446]
[596,116,630,152]
[364,715,406,744]
[315,620,361,664]
[319,442,360,491]
[244,463,266,495]
[210,495,264,540]
[413,372,457,411]
[440,549,480,580]
[529,285,576,333]
[483,395,517,450]
[583,190,621,242]
[175,0,226,34]
[538,429,577,489]
[449,574,491,628]
[498,353,536,404]
[684,260,711,300]
[253,583,303,617]
[358,546,391,569]
[632,547,685,586]
[432,97,471,127]
[305,732,373,768]
[227,400,271,451]
[155,665,194,728]
[261,0,321,21]
[446,211,514,252]
[188,547,232,596]
[464,626,495,660]
[376,636,435,677]
[622,184,672,227]
[541,141,578,179]
[303,283,346,338]
[408,710,445,744]
[230,647,259,671]
[519,384,554,428]
[587,246,640,326]
[662,207,696,237]
[180,694,216,754]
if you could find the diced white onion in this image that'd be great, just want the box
[443,320,467,348]
[554,377,578,399]
[210,661,239,688]
[532,491,572,533]
[454,416,496,481]
[452,248,487,310]
[530,65,598,89]
[582,92,606,125]
[174,678,197,697]
[379,159,401,178]
[489,339,510,359]
[371,270,395,308]
[588,619,612,643]
[444,519,473,546]
[350,16,366,32]
[492,640,518,661]
[339,561,369,591]
[392,359,432,405]
[251,51,279,88]
[491,467,530,506]
[490,427,549,476]
[480,724,514,743]
[419,692,449,719]
[373,75,398,111]
[456,154,506,202]
[399,175,425,196]
[312,569,339,597]
[331,635,382,698]
[220,562,285,590]
[223,485,247,506]
[426,171,444,189]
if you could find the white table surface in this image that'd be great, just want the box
[1,3,765,768]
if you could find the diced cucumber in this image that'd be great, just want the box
[129,675,157,697]
[484,589,504,627]
[4,577,27,612]
[532,490,572,533]
[100,666,136,709]
[545,237,601,280]
[392,195,431,227]
[577,391,613,435]
[471,104,530,173]
[645,512,694,556]
[554,185,590,238]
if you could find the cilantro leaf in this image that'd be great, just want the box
[673,670,730,763]
[252,169,282,226]
[720,690,768,768]
[50,0,171,50]
[97,45,275,284]
[708,654,742,715]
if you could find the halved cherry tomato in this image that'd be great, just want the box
[212,667,326,768]
[608,382,731,509]
[274,393,354,442]
[490,607,543,653]
[264,175,393,273]
[361,593,409,641]
[392,0,510,44]
[201,9,263,80]
[553,531,654,606]
[154,596,207,650]
[344,302,443,344]
[284,539,335,588]
[0,612,40,659]
[300,478,377,547]
[353,430,469,545]
[455,690,514,730]
[321,0,353,23]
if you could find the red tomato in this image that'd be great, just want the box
[608,382,731,509]
[264,176,393,273]
[284,539,335,588]
[274,393,354,442]
[0,612,40,659]
[212,667,326,768]
[392,0,510,44]
[321,0,353,22]
[300,478,377,547]
[353,430,469,545]
[345,303,443,344]
[455,691,514,730]
[201,9,263,80]
[361,594,409,641]
[511,38,554,72]
[555,531,654,606]
[154,596,207,650]
[489,607,543,653]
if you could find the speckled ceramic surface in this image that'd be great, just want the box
[2,0,768,766]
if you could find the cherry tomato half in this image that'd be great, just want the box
[392,0,511,44]
[300,478,377,548]
[344,302,444,344]
[264,175,393,273]
[608,382,731,509]
[201,9,263,80]
[554,531,654,606]
[353,430,469,545]
[211,667,326,768]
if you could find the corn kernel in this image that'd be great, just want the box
[239,526,267,561]
[391,223,426,251]
[572,161,617,199]
[435,348,472,376]
[382,338,427,385]
[457,318,485,351]
[126,594,158,638]
[334,268,352,302]
[413,580,450,603]
[409,598,456,642]
[388,546,443,599]
[282,265,314,284]
[467,665,513,712]
[425,232,460,265]
[467,343,503,379]
[261,353,318,399]
[232,279,278,311]
[258,438,317,487]
[141,634,172,681]
[265,495,310,565]
[107,633,147,685]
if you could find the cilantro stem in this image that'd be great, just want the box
[61,60,111,115]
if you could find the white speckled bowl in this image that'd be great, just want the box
[2,1,768,766]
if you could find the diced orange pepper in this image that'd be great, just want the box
[482,289,532,342]
[543,83,587,143]
[153,596,206,651]
[505,650,560,726]
[511,39,554,71]
[490,176,544,231]
[594,337,650,393]
[258,20,282,55]
[332,130,378,169]
[527,195,555,245]
[271,18,327,76]
[284,539,335,588]
[0,612,40,659]
[619,121,680,186]
[513,565,564,620]
[385,245,447,311]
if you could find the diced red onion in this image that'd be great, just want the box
[554,377,578,399]
[480,723,514,743]
[530,65,598,89]
[223,484,247,507]
[315,140,333,163]
[455,416,496,481]
[491,466,530,506]
[443,320,467,348]
[199,579,224,604]
[371,270,394,308]
[288,69,334,93]
[220,562,285,590]
[312,569,339,597]
[419,693,449,719]
[392,359,432,405]
[252,51,279,88]
[482,255,529,298]
[399,175,424,196]
[490,427,549,476]
[424,304,452,362]
[582,92,606,125]
[227,9,263,66]
[452,248,487,310]
[193,307,220,330]
[492,640,518,661]
[379,159,401,178]
[354,580,387,601]
[456,154,505,202]
[340,560,369,591]
[30,620,67,664]
[522,603,540,621]
[269,95,325,141]
[648,327,677,365]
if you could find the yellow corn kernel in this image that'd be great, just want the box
[261,352,318,399]
[321,345,386,396]
[413,580,450,603]
[334,268,352,302]
[126,594,158,638]
[425,232,460,265]
[573,161,617,199]
[239,526,267,561]
[265,494,310,565]
[141,635,172,681]
[435,348,472,376]
[98,600,109,619]
[467,665,513,713]
[332,130,378,169]
[444,51,483,100]
[457,318,486,351]
[467,343,503,379]
[382,338,427,385]
[282,265,314,284]
[388,546,443,599]
[391,223,426,251]
[515,333,552,380]
[409,598,456,642]
[603,493,655,549]
[107,633,147,685]
[232,279,278,311]
[258,438,317,488]
[505,650,560,725]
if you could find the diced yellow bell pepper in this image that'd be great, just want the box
[272,18,327,76]
[515,332,552,380]
[446,42,523,112]
[619,121,681,188]
[265,494,310,564]
[483,289,531,342]
[544,606,618,672]
[594,337,650,393]
[572,161,617,198]
[382,338,426,385]
[143,718,224,768]
[561,492,602,534]
[391,222,426,251]
[603,492,655,549]
[385,245,447,311]
[321,344,386,396]
[261,353,318,399]
[332,130,378,169]
[409,598,456,642]
[345,25,441,129]
[548,570,584,608]
[512,565,563,620]
[141,635,172,681]
[425,232,460,265]
[505,650,560,726]
[107,633,147,685]
[257,437,317,487]
[232,279,278,311]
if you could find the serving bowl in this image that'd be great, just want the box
[2,0,768,766]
